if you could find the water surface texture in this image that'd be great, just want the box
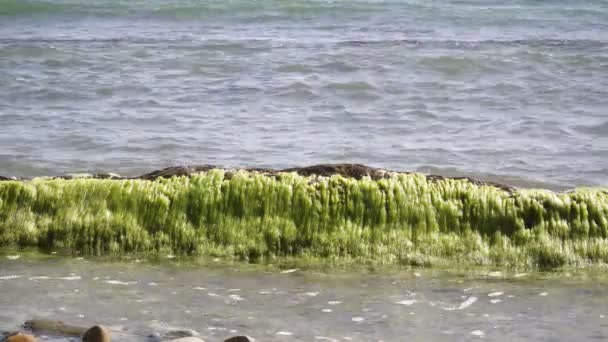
[1,0,608,188]
[2,256,608,341]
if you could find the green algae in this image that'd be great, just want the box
[0,170,607,269]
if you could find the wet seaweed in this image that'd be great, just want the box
[0,170,606,269]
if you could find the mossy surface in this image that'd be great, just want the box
[1,170,607,269]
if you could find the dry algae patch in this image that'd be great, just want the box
[0,170,607,269]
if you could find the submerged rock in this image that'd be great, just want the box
[169,337,205,342]
[162,329,200,340]
[23,319,87,337]
[224,336,253,342]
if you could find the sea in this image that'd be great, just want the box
[1,0,608,189]
[1,1,608,341]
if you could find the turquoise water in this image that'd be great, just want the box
[1,0,608,188]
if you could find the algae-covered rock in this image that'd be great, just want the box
[1,165,607,269]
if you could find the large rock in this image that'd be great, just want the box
[82,325,110,342]
[5,333,37,342]
[224,336,254,342]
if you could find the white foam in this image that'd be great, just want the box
[514,273,527,278]
[229,294,245,301]
[305,292,319,297]
[148,282,158,286]
[539,292,548,296]
[444,297,478,311]
[470,330,484,337]
[0,275,21,280]
[396,299,417,306]
[6,255,20,260]
[193,286,206,290]
[105,280,137,285]
[321,309,332,313]
[276,331,293,336]
[490,299,502,304]
[488,291,503,297]
[315,337,339,342]
[58,276,81,280]
[487,271,503,277]
[280,269,298,274]
[29,276,50,280]
[414,272,421,277]
[328,301,342,305]
[351,317,364,322]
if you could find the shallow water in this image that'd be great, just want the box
[1,0,608,189]
[1,254,608,341]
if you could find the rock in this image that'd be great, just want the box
[94,173,123,180]
[0,176,18,181]
[137,165,215,180]
[23,319,87,337]
[5,333,37,342]
[224,336,254,342]
[60,173,94,180]
[169,337,205,342]
[162,329,199,340]
[82,325,110,342]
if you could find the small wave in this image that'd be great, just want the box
[324,81,377,92]
[0,0,382,18]
[335,38,608,49]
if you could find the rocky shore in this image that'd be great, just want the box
[0,164,606,268]
[0,163,515,192]
[2,320,252,342]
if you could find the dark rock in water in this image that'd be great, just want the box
[281,163,387,180]
[224,336,253,342]
[82,325,110,342]
[162,329,199,340]
[137,165,216,180]
[0,176,18,181]
[146,332,162,342]
[23,319,87,337]
[94,173,123,180]
[4,333,37,342]
[168,338,205,342]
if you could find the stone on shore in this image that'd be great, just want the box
[82,325,111,342]
[5,333,37,342]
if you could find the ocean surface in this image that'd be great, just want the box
[2,255,608,342]
[1,0,608,188]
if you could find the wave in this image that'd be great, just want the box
[0,0,383,18]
